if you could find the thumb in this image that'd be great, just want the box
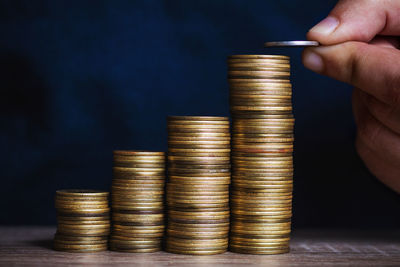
[307,0,400,45]
[302,42,400,105]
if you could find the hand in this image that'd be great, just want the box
[302,0,400,193]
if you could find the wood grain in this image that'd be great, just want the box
[0,226,399,266]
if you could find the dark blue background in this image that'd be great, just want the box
[1,0,399,227]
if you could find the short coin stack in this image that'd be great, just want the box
[228,55,294,254]
[54,190,110,252]
[110,150,166,253]
[166,116,231,255]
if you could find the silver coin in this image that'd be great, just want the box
[264,41,319,48]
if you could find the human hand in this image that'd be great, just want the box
[302,0,400,193]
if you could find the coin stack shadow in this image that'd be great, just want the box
[228,55,294,254]
[110,151,166,252]
[166,116,231,255]
[54,190,110,252]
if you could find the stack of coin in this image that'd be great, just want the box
[166,116,231,255]
[110,150,166,253]
[54,190,110,252]
[228,55,293,254]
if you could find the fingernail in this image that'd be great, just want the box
[303,49,324,73]
[309,16,339,36]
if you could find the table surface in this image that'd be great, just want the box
[0,227,399,266]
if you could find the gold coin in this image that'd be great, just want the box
[229,82,291,89]
[228,77,289,82]
[168,147,230,153]
[168,155,230,161]
[168,116,228,121]
[232,160,292,167]
[112,166,165,174]
[167,183,228,190]
[56,220,110,226]
[230,105,292,111]
[168,123,230,129]
[113,224,164,231]
[112,178,165,184]
[230,94,291,100]
[231,198,292,205]
[56,207,110,214]
[53,242,108,251]
[169,210,228,218]
[168,166,230,172]
[228,66,289,71]
[113,156,166,164]
[168,177,230,185]
[54,238,108,245]
[168,171,230,178]
[228,54,289,59]
[111,188,164,195]
[168,152,230,157]
[167,192,229,199]
[168,226,229,232]
[56,229,110,236]
[229,246,289,255]
[111,202,163,208]
[112,227,164,235]
[57,223,110,230]
[169,137,231,143]
[113,163,165,169]
[167,229,228,239]
[228,70,289,77]
[113,150,165,156]
[230,242,290,249]
[167,120,229,126]
[165,246,226,255]
[112,213,163,223]
[232,155,292,161]
[109,246,161,253]
[112,195,163,201]
[167,236,227,246]
[168,162,231,169]
[112,174,165,180]
[56,189,109,198]
[168,143,230,149]
[228,64,290,70]
[109,239,161,247]
[230,100,292,106]
[168,131,231,137]
[231,114,293,120]
[55,199,108,207]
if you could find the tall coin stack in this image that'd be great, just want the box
[228,55,294,254]
[110,151,166,253]
[166,116,231,255]
[54,190,110,252]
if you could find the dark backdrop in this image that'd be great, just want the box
[1,0,399,227]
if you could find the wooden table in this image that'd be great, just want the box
[0,227,399,266]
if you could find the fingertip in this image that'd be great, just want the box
[307,16,340,43]
[302,48,324,73]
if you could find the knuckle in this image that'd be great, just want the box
[347,42,369,85]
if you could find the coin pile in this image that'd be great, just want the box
[54,190,110,252]
[228,55,294,254]
[110,150,166,253]
[166,116,231,255]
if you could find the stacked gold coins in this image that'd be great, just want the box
[54,190,110,252]
[110,150,166,253]
[166,116,231,255]
[228,55,293,254]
